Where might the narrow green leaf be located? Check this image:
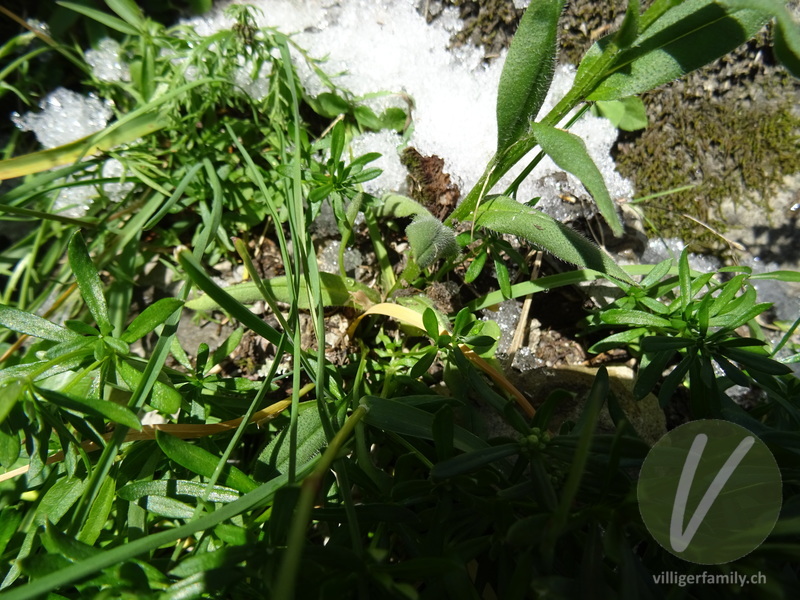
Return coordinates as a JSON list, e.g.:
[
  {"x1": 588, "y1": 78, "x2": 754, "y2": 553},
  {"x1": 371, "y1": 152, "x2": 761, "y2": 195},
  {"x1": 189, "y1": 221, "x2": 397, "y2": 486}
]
[
  {"x1": 473, "y1": 195, "x2": 633, "y2": 283},
  {"x1": 142, "y1": 164, "x2": 203, "y2": 230},
  {"x1": 588, "y1": 327, "x2": 649, "y2": 353},
  {"x1": 719, "y1": 347, "x2": 793, "y2": 376},
  {"x1": 638, "y1": 296, "x2": 670, "y2": 314},
  {"x1": 115, "y1": 359, "x2": 181, "y2": 414},
  {"x1": 615, "y1": 0, "x2": 641, "y2": 48},
  {"x1": 0, "y1": 423, "x2": 20, "y2": 468},
  {"x1": 554, "y1": 367, "x2": 608, "y2": 529},
  {"x1": 658, "y1": 350, "x2": 695, "y2": 405},
  {"x1": 208, "y1": 328, "x2": 244, "y2": 373},
  {"x1": 169, "y1": 546, "x2": 250, "y2": 578},
  {"x1": 586, "y1": 0, "x2": 772, "y2": 100},
  {"x1": 254, "y1": 405, "x2": 327, "y2": 481},
  {"x1": 156, "y1": 430, "x2": 258, "y2": 494},
  {"x1": 36, "y1": 387, "x2": 142, "y2": 431},
  {"x1": 464, "y1": 248, "x2": 488, "y2": 283},
  {"x1": 69, "y1": 231, "x2": 112, "y2": 335},
  {"x1": 363, "y1": 396, "x2": 487, "y2": 453},
  {"x1": 65, "y1": 320, "x2": 100, "y2": 336},
  {"x1": 422, "y1": 308, "x2": 440, "y2": 338},
  {"x1": 0, "y1": 305, "x2": 78, "y2": 342},
  {"x1": 77, "y1": 477, "x2": 115, "y2": 545},
  {"x1": 105, "y1": 0, "x2": 145, "y2": 30},
  {"x1": 117, "y1": 480, "x2": 240, "y2": 504},
  {"x1": 709, "y1": 302, "x2": 771, "y2": 329},
  {"x1": 749, "y1": 270, "x2": 800, "y2": 282},
  {"x1": 714, "y1": 285, "x2": 757, "y2": 317},
  {"x1": 496, "y1": 0, "x2": 565, "y2": 152},
  {"x1": 140, "y1": 496, "x2": 195, "y2": 519},
  {"x1": 710, "y1": 274, "x2": 747, "y2": 316},
  {"x1": 409, "y1": 348, "x2": 438, "y2": 379},
  {"x1": 121, "y1": 298, "x2": 184, "y2": 343},
  {"x1": 494, "y1": 257, "x2": 512, "y2": 299},
  {"x1": 639, "y1": 258, "x2": 673, "y2": 289},
  {"x1": 431, "y1": 443, "x2": 519, "y2": 479},
  {"x1": 716, "y1": 337, "x2": 766, "y2": 348},
  {"x1": 57, "y1": 1, "x2": 139, "y2": 35},
  {"x1": 329, "y1": 120, "x2": 345, "y2": 165},
  {"x1": 713, "y1": 354, "x2": 751, "y2": 387},
  {"x1": 600, "y1": 308, "x2": 672, "y2": 328},
  {"x1": 678, "y1": 248, "x2": 691, "y2": 313},
  {"x1": 0, "y1": 508, "x2": 22, "y2": 557},
  {"x1": 185, "y1": 272, "x2": 379, "y2": 312},
  {"x1": 44, "y1": 522, "x2": 100, "y2": 561},
  {"x1": 34, "y1": 477, "x2": 86, "y2": 527},
  {"x1": 530, "y1": 123, "x2": 623, "y2": 236},
  {"x1": 634, "y1": 350, "x2": 676, "y2": 399},
  {"x1": 178, "y1": 249, "x2": 285, "y2": 348}
]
